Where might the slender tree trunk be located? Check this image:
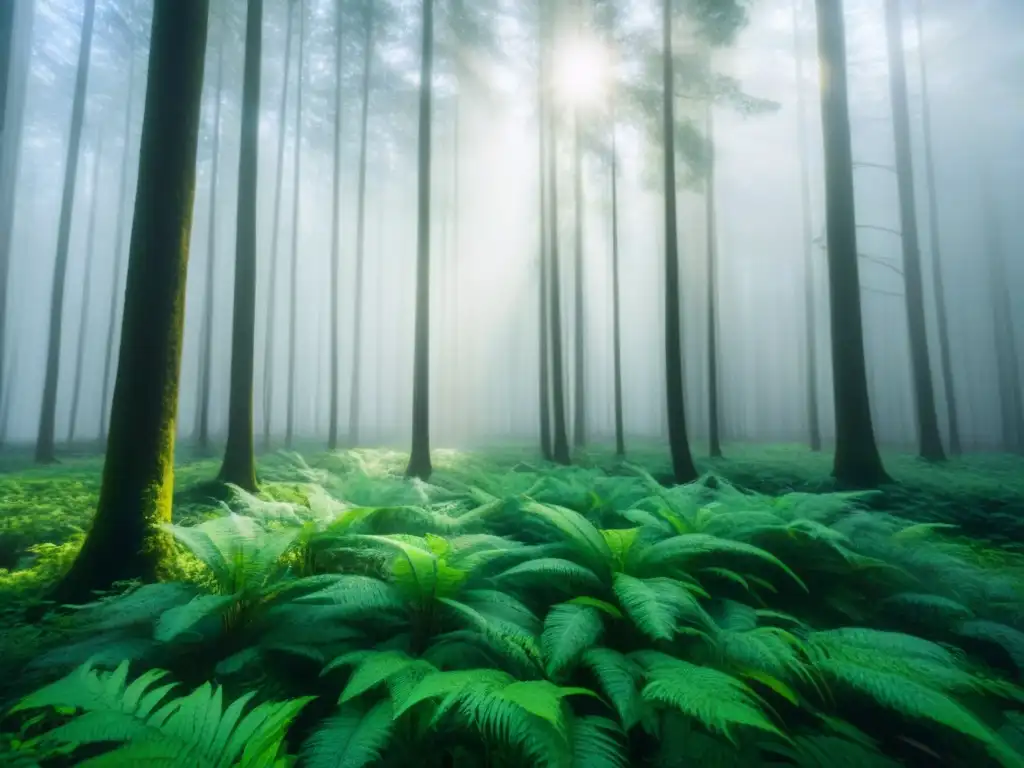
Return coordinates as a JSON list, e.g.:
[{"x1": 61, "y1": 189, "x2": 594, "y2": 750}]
[
  {"x1": 350, "y1": 4, "x2": 375, "y2": 447},
  {"x1": 537, "y1": 18, "x2": 552, "y2": 461},
  {"x1": 405, "y1": 0, "x2": 434, "y2": 480},
  {"x1": 68, "y1": 131, "x2": 104, "y2": 444},
  {"x1": 884, "y1": 0, "x2": 944, "y2": 462},
  {"x1": 285, "y1": 2, "x2": 305, "y2": 449},
  {"x1": 814, "y1": 0, "x2": 889, "y2": 487},
  {"x1": 704, "y1": 103, "x2": 721, "y2": 459},
  {"x1": 196, "y1": 24, "x2": 225, "y2": 451},
  {"x1": 914, "y1": 0, "x2": 960, "y2": 456},
  {"x1": 610, "y1": 114, "x2": 624, "y2": 458},
  {"x1": 100, "y1": 33, "x2": 137, "y2": 442},
  {"x1": 0, "y1": 0, "x2": 33, "y2": 427},
  {"x1": 219, "y1": 0, "x2": 263, "y2": 491},
  {"x1": 52, "y1": 0, "x2": 209, "y2": 603},
  {"x1": 328, "y1": 0, "x2": 346, "y2": 450},
  {"x1": 262, "y1": 0, "x2": 295, "y2": 448},
  {"x1": 35, "y1": 0, "x2": 96, "y2": 465},
  {"x1": 792, "y1": 0, "x2": 821, "y2": 451},
  {"x1": 572, "y1": 109, "x2": 586, "y2": 447},
  {"x1": 0, "y1": 334, "x2": 16, "y2": 443},
  {"x1": 661, "y1": 0, "x2": 698, "y2": 484}
]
